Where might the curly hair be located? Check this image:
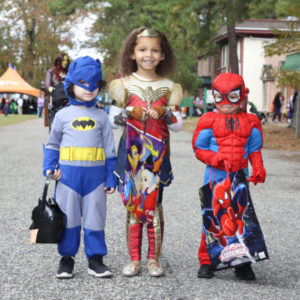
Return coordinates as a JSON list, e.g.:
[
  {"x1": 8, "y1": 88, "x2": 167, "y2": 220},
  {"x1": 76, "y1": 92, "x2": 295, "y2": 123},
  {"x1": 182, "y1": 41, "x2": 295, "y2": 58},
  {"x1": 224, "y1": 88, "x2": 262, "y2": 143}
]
[{"x1": 119, "y1": 27, "x2": 176, "y2": 77}]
